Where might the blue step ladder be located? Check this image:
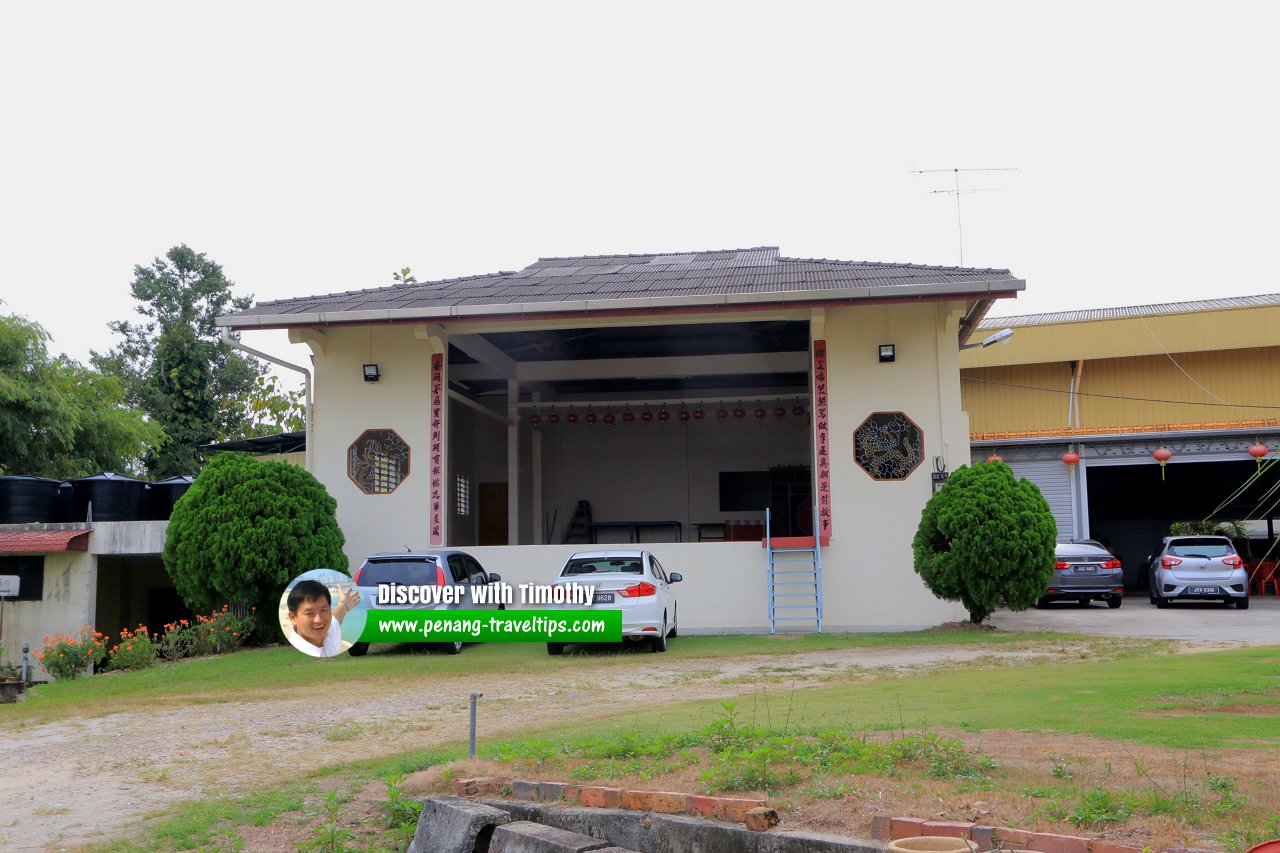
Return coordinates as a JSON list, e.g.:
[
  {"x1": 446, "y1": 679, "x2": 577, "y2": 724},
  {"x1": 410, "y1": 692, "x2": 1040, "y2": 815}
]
[{"x1": 764, "y1": 504, "x2": 824, "y2": 633}]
